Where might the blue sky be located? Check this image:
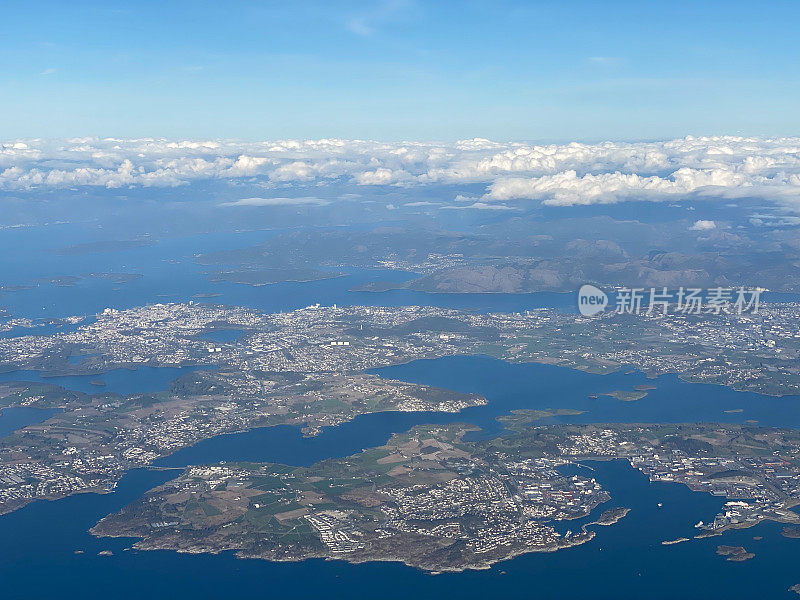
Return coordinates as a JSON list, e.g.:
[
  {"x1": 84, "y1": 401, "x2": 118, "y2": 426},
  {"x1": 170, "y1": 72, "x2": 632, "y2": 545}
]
[{"x1": 2, "y1": 0, "x2": 799, "y2": 141}]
